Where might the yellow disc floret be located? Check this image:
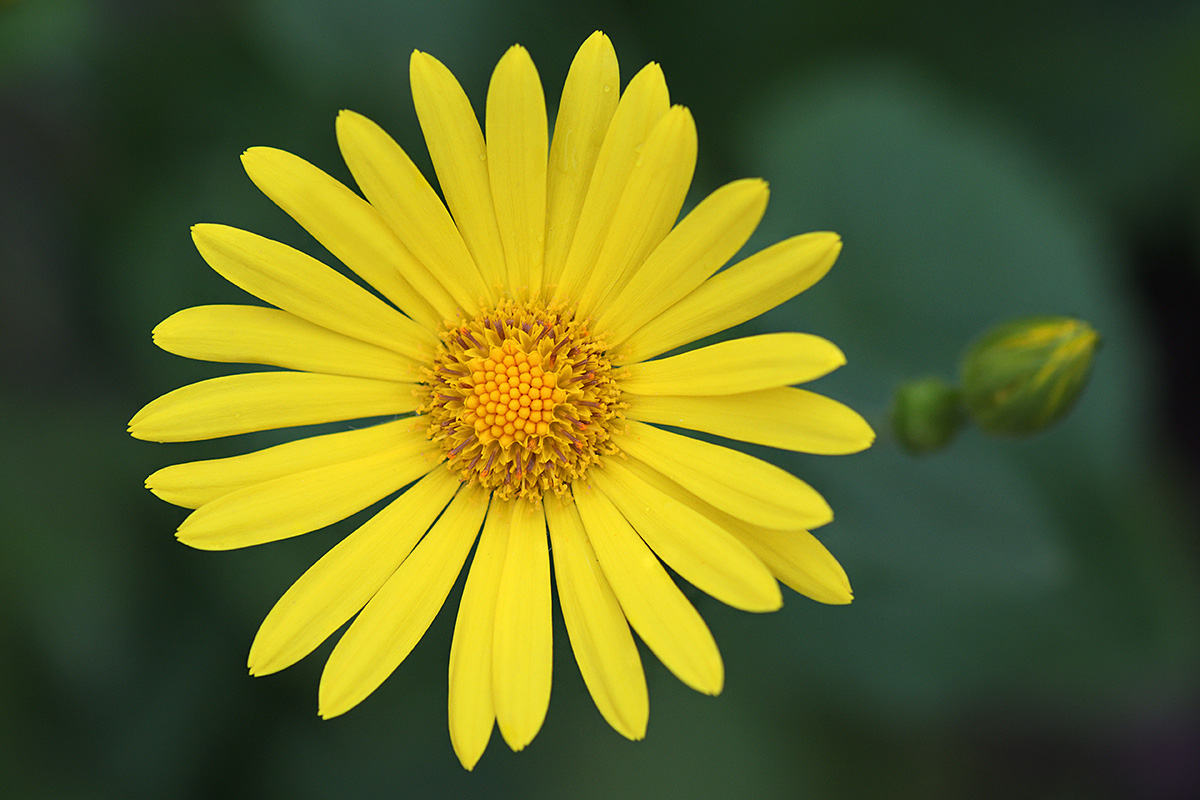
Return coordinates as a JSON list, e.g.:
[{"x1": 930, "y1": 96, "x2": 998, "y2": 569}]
[{"x1": 421, "y1": 298, "x2": 622, "y2": 500}]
